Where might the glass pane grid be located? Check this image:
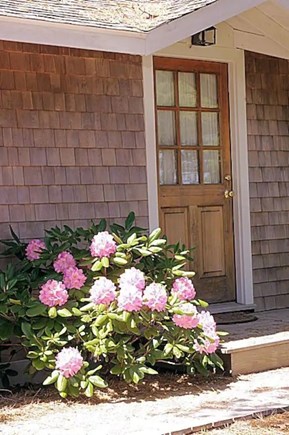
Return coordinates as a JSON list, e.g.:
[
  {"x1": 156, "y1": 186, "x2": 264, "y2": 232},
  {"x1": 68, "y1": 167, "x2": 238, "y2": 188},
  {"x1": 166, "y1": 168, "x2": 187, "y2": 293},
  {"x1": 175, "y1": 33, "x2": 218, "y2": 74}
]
[{"x1": 156, "y1": 68, "x2": 222, "y2": 186}]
